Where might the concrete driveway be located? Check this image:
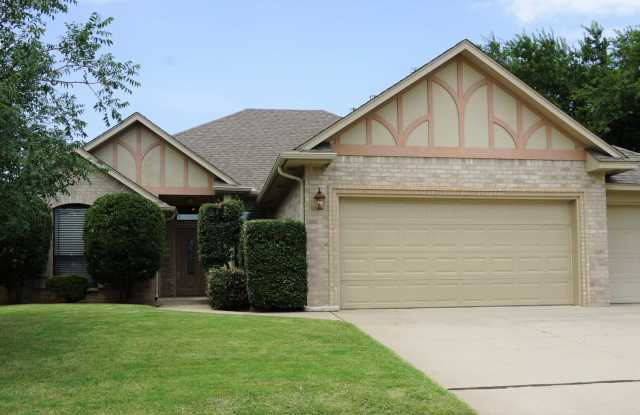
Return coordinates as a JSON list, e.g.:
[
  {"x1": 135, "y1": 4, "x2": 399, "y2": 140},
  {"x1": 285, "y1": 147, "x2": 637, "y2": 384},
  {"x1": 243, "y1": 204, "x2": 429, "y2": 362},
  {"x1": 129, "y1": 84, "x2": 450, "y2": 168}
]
[{"x1": 336, "y1": 305, "x2": 640, "y2": 415}]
